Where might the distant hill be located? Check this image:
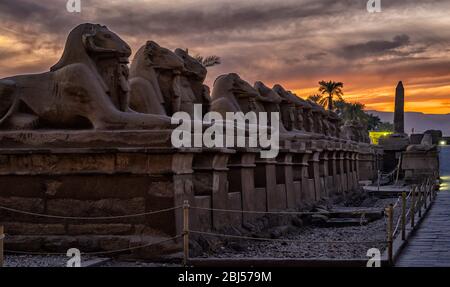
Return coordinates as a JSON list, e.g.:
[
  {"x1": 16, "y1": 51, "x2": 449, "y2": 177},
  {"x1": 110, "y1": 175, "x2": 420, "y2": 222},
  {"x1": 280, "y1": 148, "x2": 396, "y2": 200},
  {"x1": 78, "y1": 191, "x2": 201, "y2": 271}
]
[{"x1": 367, "y1": 111, "x2": 450, "y2": 136}]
